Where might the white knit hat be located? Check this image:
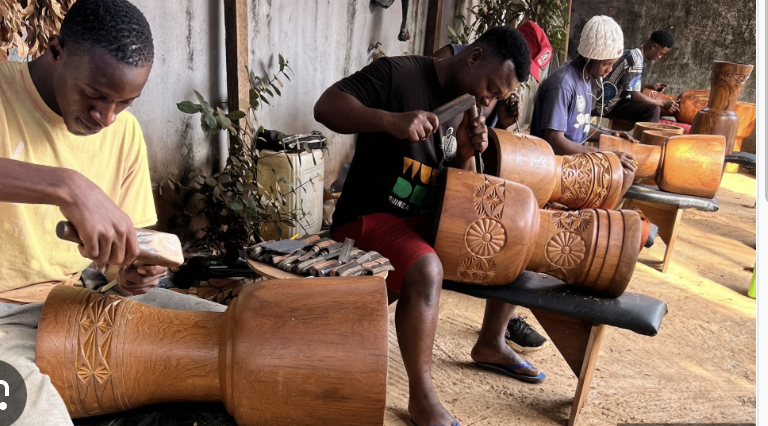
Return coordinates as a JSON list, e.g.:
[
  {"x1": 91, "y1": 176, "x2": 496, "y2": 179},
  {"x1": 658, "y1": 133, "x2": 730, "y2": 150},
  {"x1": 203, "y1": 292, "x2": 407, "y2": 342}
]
[{"x1": 578, "y1": 16, "x2": 624, "y2": 60}]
